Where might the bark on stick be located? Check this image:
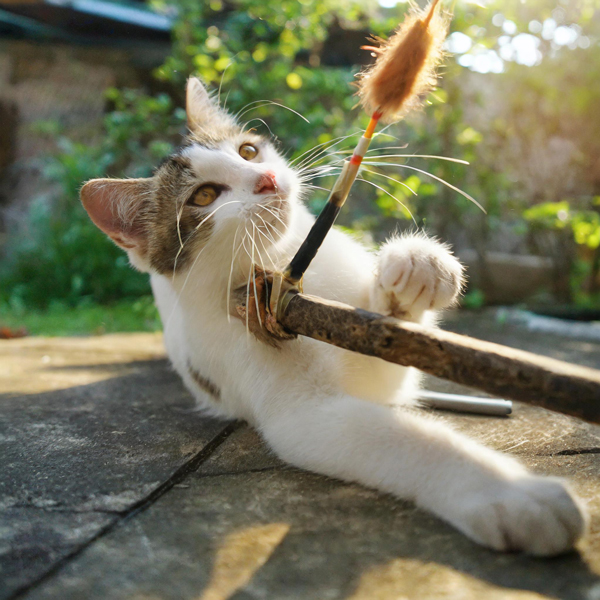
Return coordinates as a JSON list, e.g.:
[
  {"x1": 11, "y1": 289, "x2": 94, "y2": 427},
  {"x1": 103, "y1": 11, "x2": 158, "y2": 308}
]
[{"x1": 278, "y1": 292, "x2": 600, "y2": 424}]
